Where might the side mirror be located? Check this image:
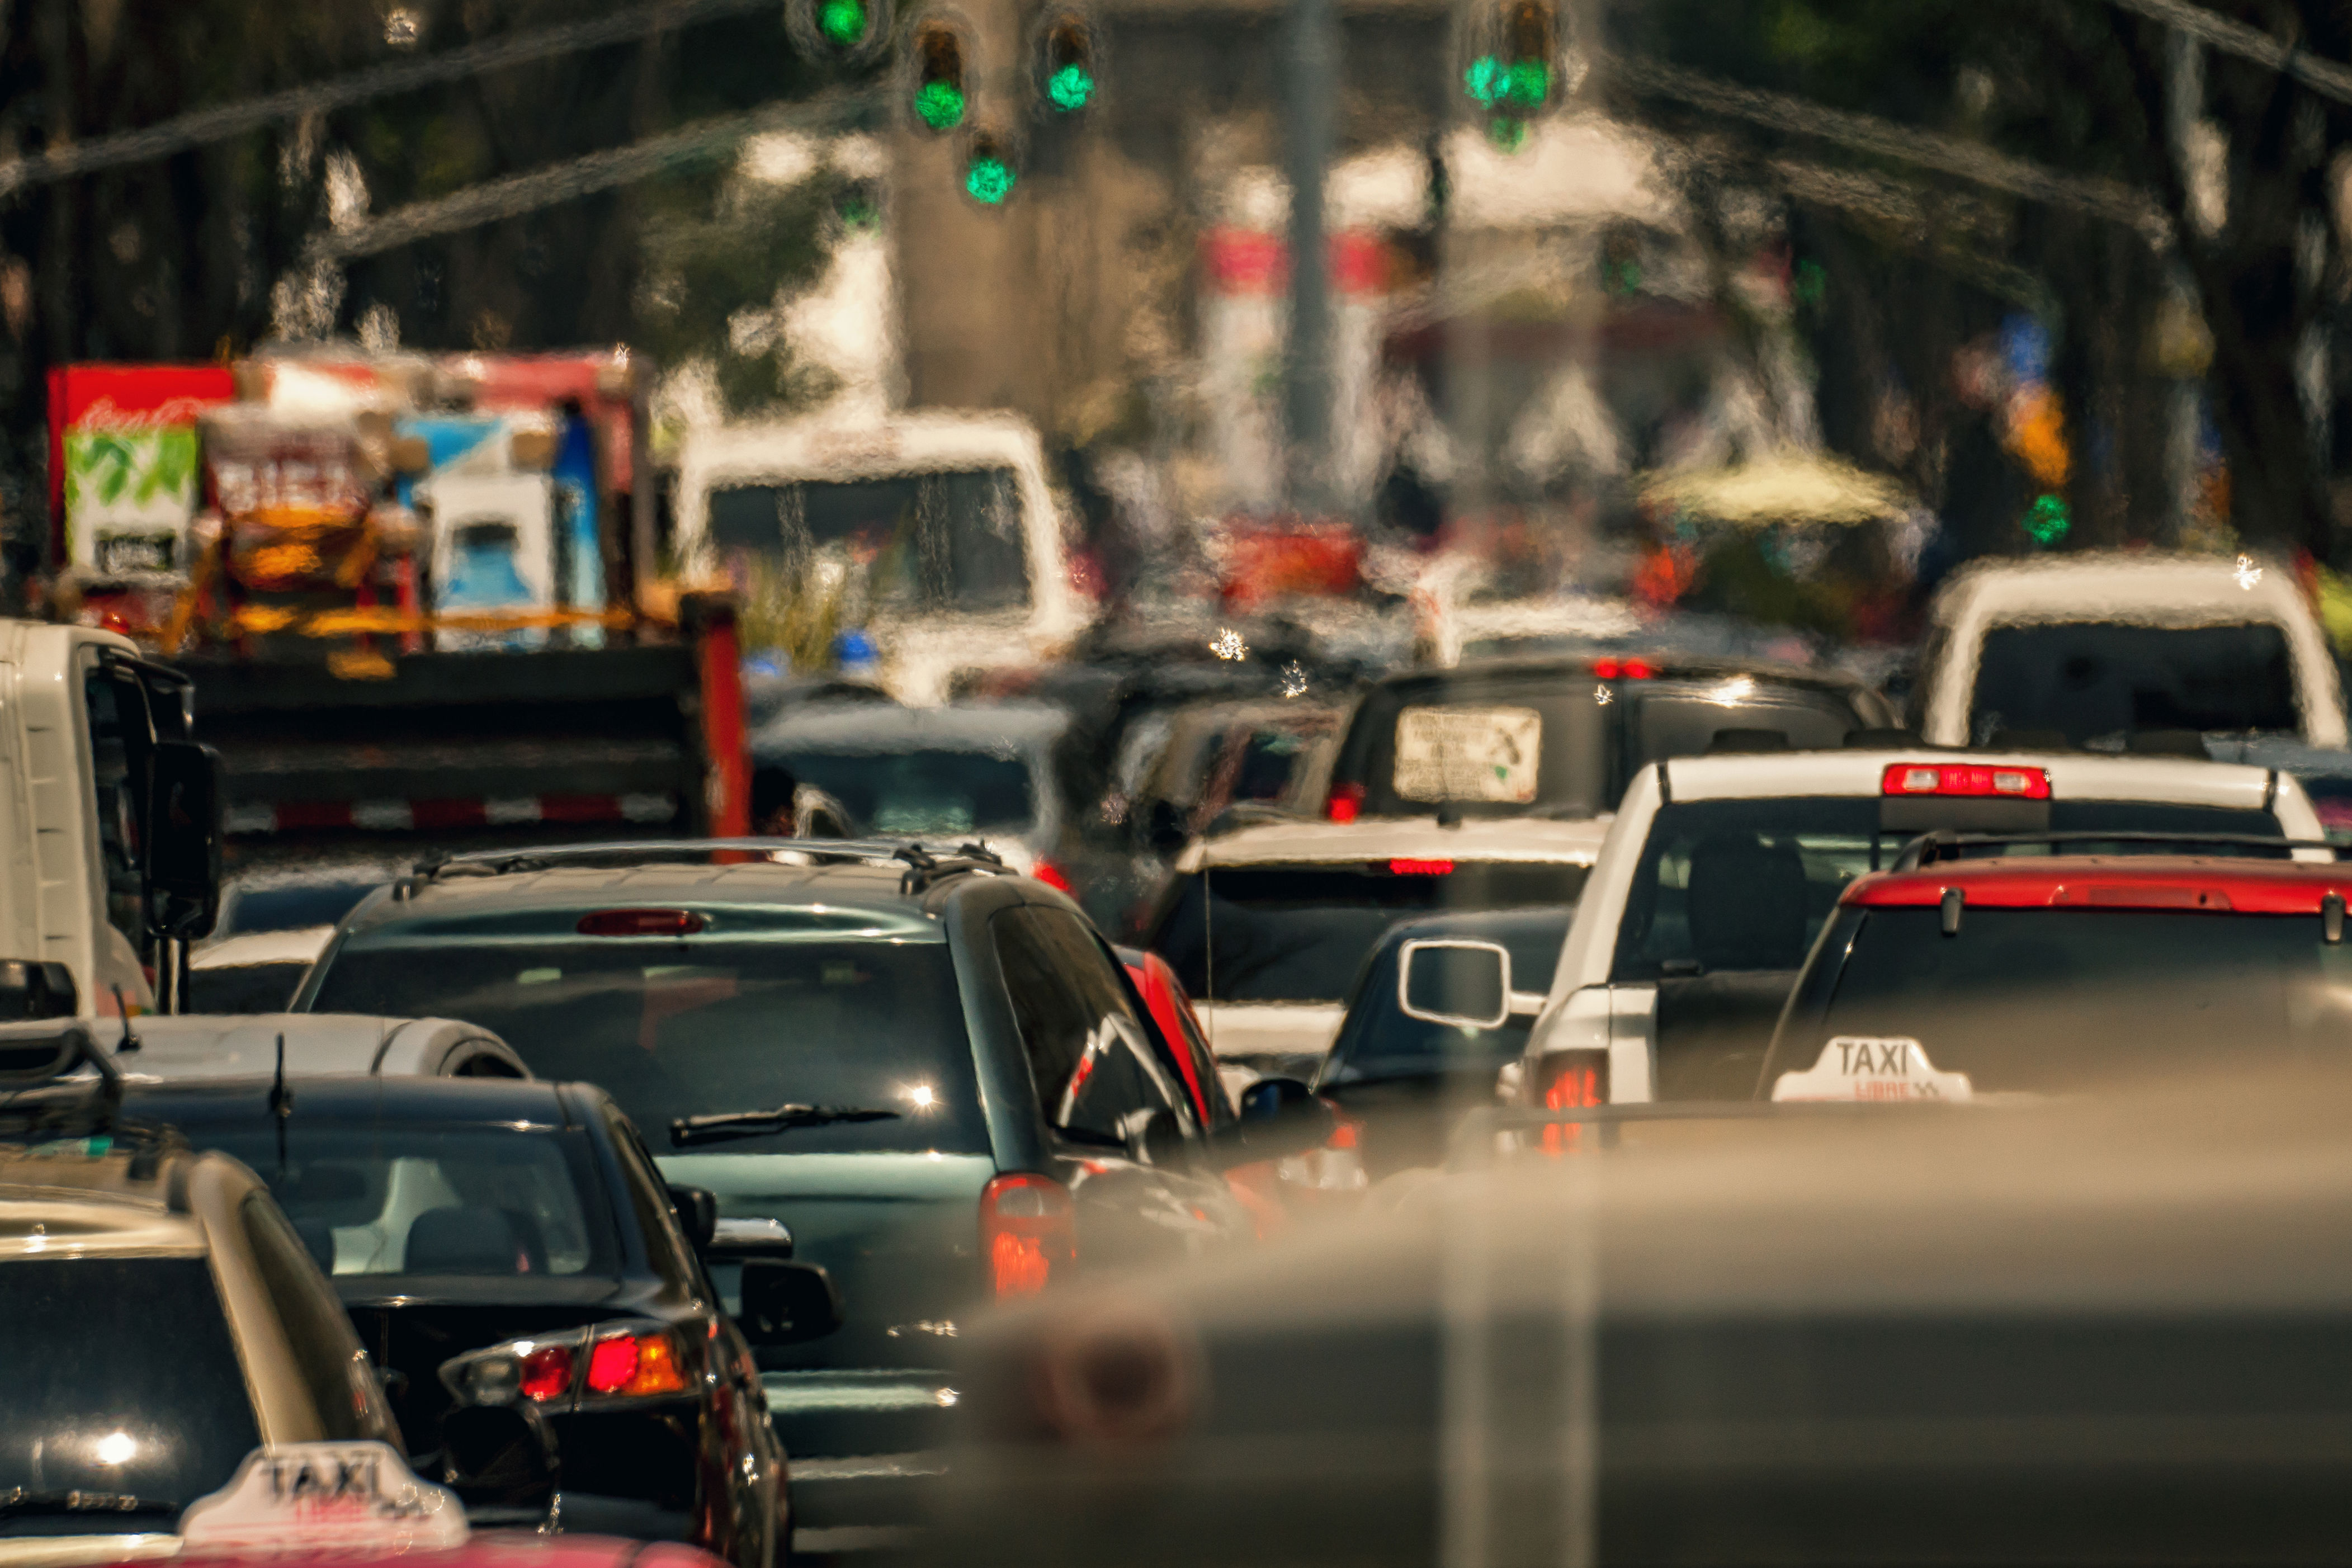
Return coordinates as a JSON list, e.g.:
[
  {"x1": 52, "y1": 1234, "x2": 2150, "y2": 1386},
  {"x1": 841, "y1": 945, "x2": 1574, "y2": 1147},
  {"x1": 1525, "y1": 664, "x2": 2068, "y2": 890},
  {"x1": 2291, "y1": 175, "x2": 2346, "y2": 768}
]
[
  {"x1": 1398, "y1": 939, "x2": 1511, "y2": 1029},
  {"x1": 666, "y1": 1184, "x2": 718, "y2": 1249},
  {"x1": 145, "y1": 741, "x2": 223, "y2": 941},
  {"x1": 1133, "y1": 1106, "x2": 1191, "y2": 1168},
  {"x1": 738, "y1": 1259, "x2": 843, "y2": 1344},
  {"x1": 1215, "y1": 1075, "x2": 1336, "y2": 1164},
  {"x1": 437, "y1": 1405, "x2": 556, "y2": 1510},
  {"x1": 0, "y1": 960, "x2": 77, "y2": 1021}
]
